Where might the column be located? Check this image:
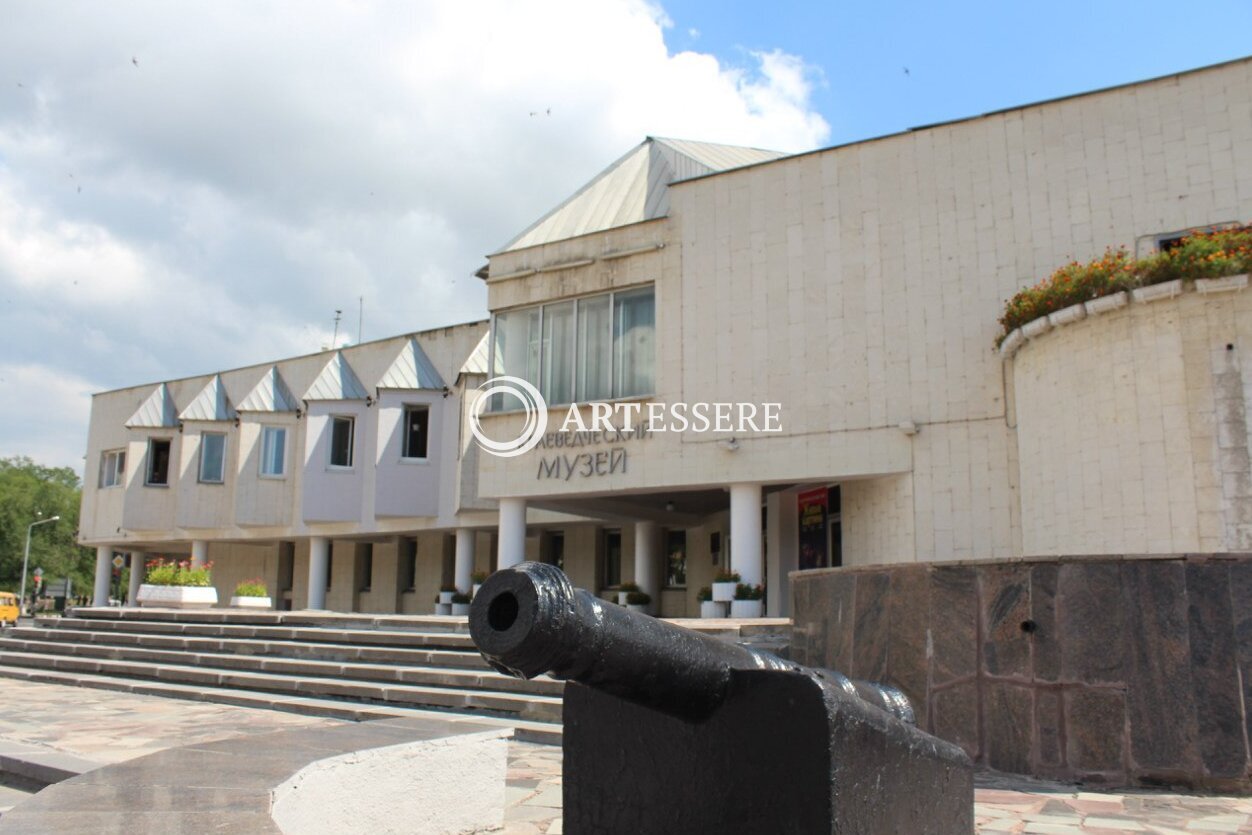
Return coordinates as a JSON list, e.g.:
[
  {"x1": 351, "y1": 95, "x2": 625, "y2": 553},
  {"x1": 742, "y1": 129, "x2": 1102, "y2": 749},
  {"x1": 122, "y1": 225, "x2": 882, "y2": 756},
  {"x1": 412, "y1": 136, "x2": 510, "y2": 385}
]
[
  {"x1": 454, "y1": 528, "x2": 476, "y2": 594},
  {"x1": 93, "y1": 546, "x2": 112, "y2": 607},
  {"x1": 127, "y1": 552, "x2": 144, "y2": 606},
  {"x1": 766, "y1": 489, "x2": 800, "y2": 617},
  {"x1": 729, "y1": 483, "x2": 763, "y2": 588},
  {"x1": 633, "y1": 521, "x2": 660, "y2": 608},
  {"x1": 307, "y1": 536, "x2": 330, "y2": 610},
  {"x1": 497, "y1": 498, "x2": 527, "y2": 570},
  {"x1": 190, "y1": 540, "x2": 209, "y2": 569}
]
